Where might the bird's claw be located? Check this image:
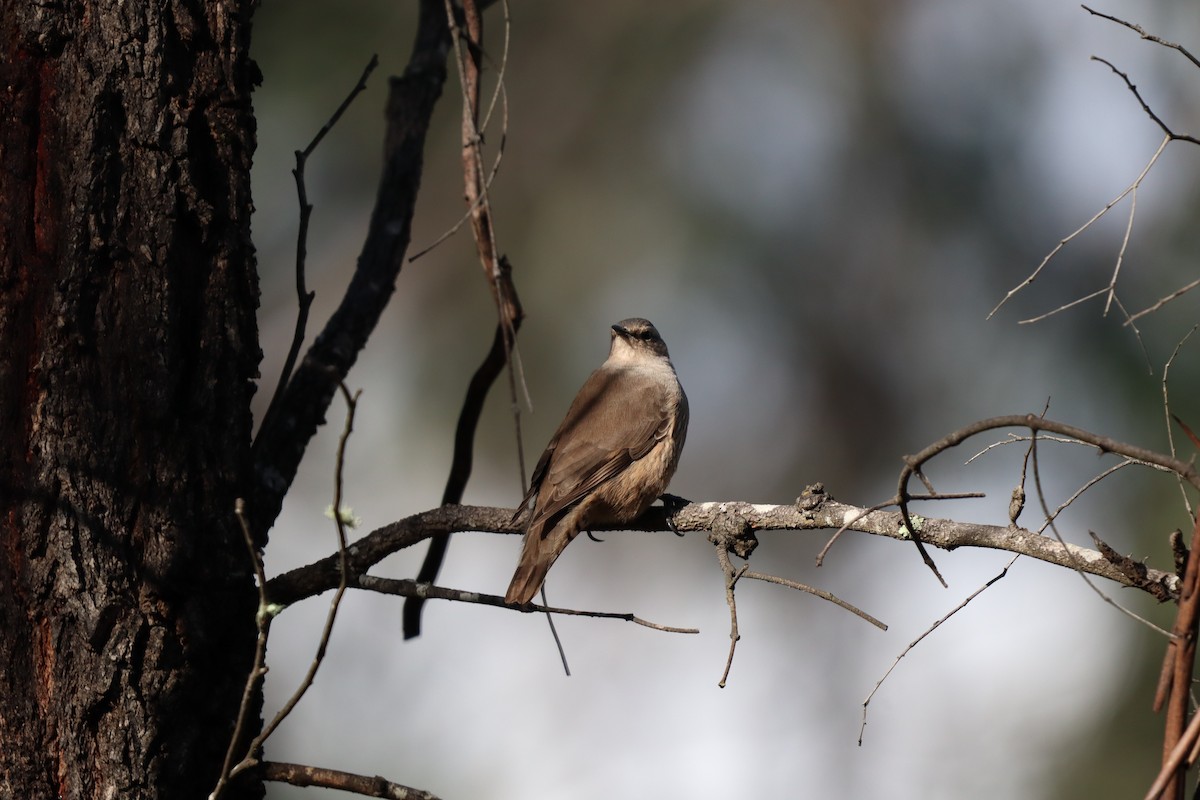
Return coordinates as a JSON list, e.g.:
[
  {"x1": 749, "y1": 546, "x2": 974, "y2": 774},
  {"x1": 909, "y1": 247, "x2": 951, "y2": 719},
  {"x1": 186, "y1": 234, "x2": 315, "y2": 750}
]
[{"x1": 660, "y1": 493, "x2": 689, "y2": 536}]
